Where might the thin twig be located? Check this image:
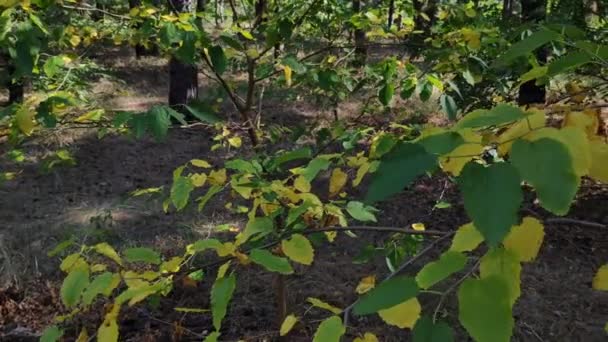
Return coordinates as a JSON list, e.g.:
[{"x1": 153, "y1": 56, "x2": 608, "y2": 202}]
[
  {"x1": 432, "y1": 259, "x2": 480, "y2": 323},
  {"x1": 61, "y1": 4, "x2": 130, "y2": 20},
  {"x1": 343, "y1": 231, "x2": 455, "y2": 328},
  {"x1": 545, "y1": 218, "x2": 606, "y2": 229}
]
